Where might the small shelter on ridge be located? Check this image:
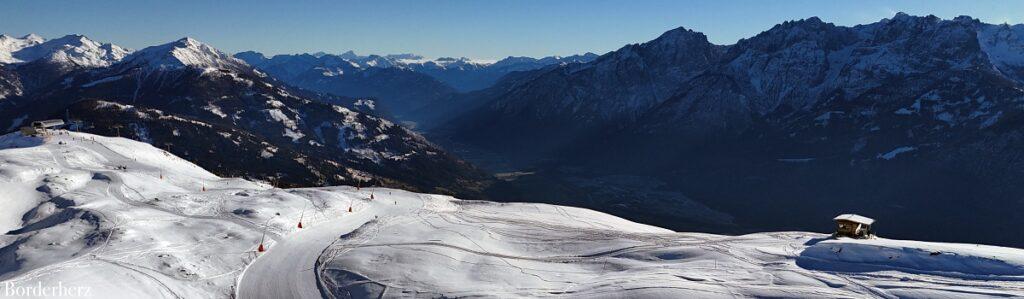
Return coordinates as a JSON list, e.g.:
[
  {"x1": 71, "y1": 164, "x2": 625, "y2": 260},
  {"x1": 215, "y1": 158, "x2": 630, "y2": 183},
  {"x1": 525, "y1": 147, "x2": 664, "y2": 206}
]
[{"x1": 833, "y1": 214, "x2": 874, "y2": 239}]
